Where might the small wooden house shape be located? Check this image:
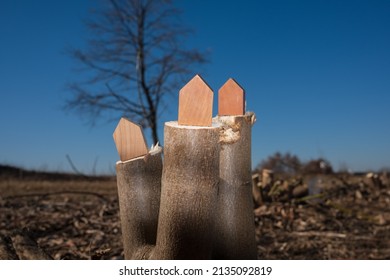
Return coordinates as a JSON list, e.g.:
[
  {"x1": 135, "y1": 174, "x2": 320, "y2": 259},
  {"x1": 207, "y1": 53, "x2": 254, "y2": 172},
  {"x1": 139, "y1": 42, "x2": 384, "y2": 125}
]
[
  {"x1": 113, "y1": 118, "x2": 148, "y2": 161},
  {"x1": 218, "y1": 78, "x2": 245, "y2": 116},
  {"x1": 178, "y1": 74, "x2": 213, "y2": 126}
]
